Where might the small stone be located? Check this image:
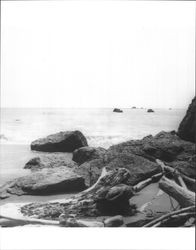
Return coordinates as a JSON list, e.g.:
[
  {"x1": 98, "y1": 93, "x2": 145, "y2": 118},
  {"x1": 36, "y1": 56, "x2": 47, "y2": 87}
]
[{"x1": 104, "y1": 215, "x2": 124, "y2": 227}]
